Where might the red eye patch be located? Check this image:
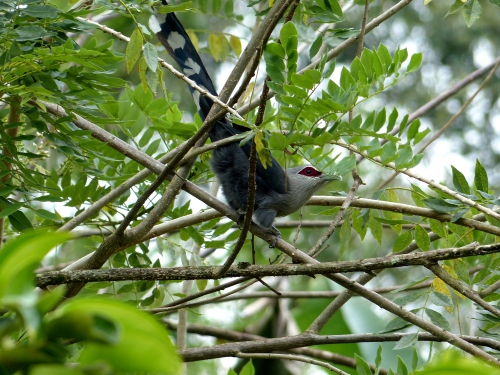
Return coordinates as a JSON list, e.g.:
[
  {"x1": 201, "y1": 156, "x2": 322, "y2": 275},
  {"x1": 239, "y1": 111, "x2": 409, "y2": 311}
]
[{"x1": 298, "y1": 167, "x2": 322, "y2": 177}]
